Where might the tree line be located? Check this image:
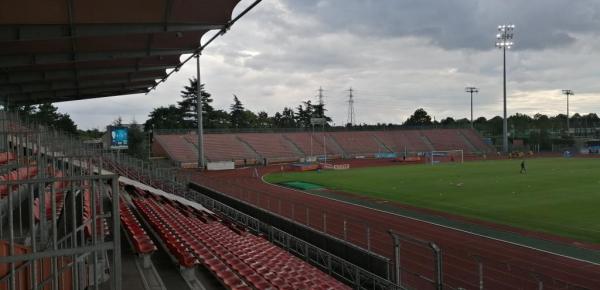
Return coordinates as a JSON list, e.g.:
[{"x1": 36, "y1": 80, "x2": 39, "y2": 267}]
[
  {"x1": 143, "y1": 80, "x2": 600, "y2": 138},
  {"x1": 10, "y1": 103, "x2": 78, "y2": 134},
  {"x1": 143, "y1": 78, "x2": 332, "y2": 132}
]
